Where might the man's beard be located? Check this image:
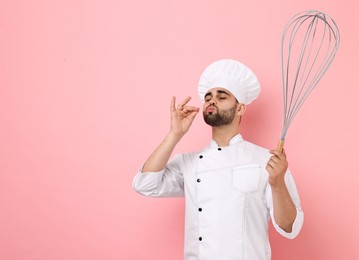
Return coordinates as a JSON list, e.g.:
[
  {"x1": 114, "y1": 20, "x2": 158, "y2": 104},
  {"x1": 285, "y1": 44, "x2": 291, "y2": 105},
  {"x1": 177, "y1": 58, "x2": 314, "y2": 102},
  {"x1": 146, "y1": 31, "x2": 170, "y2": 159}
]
[{"x1": 203, "y1": 105, "x2": 237, "y2": 127}]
